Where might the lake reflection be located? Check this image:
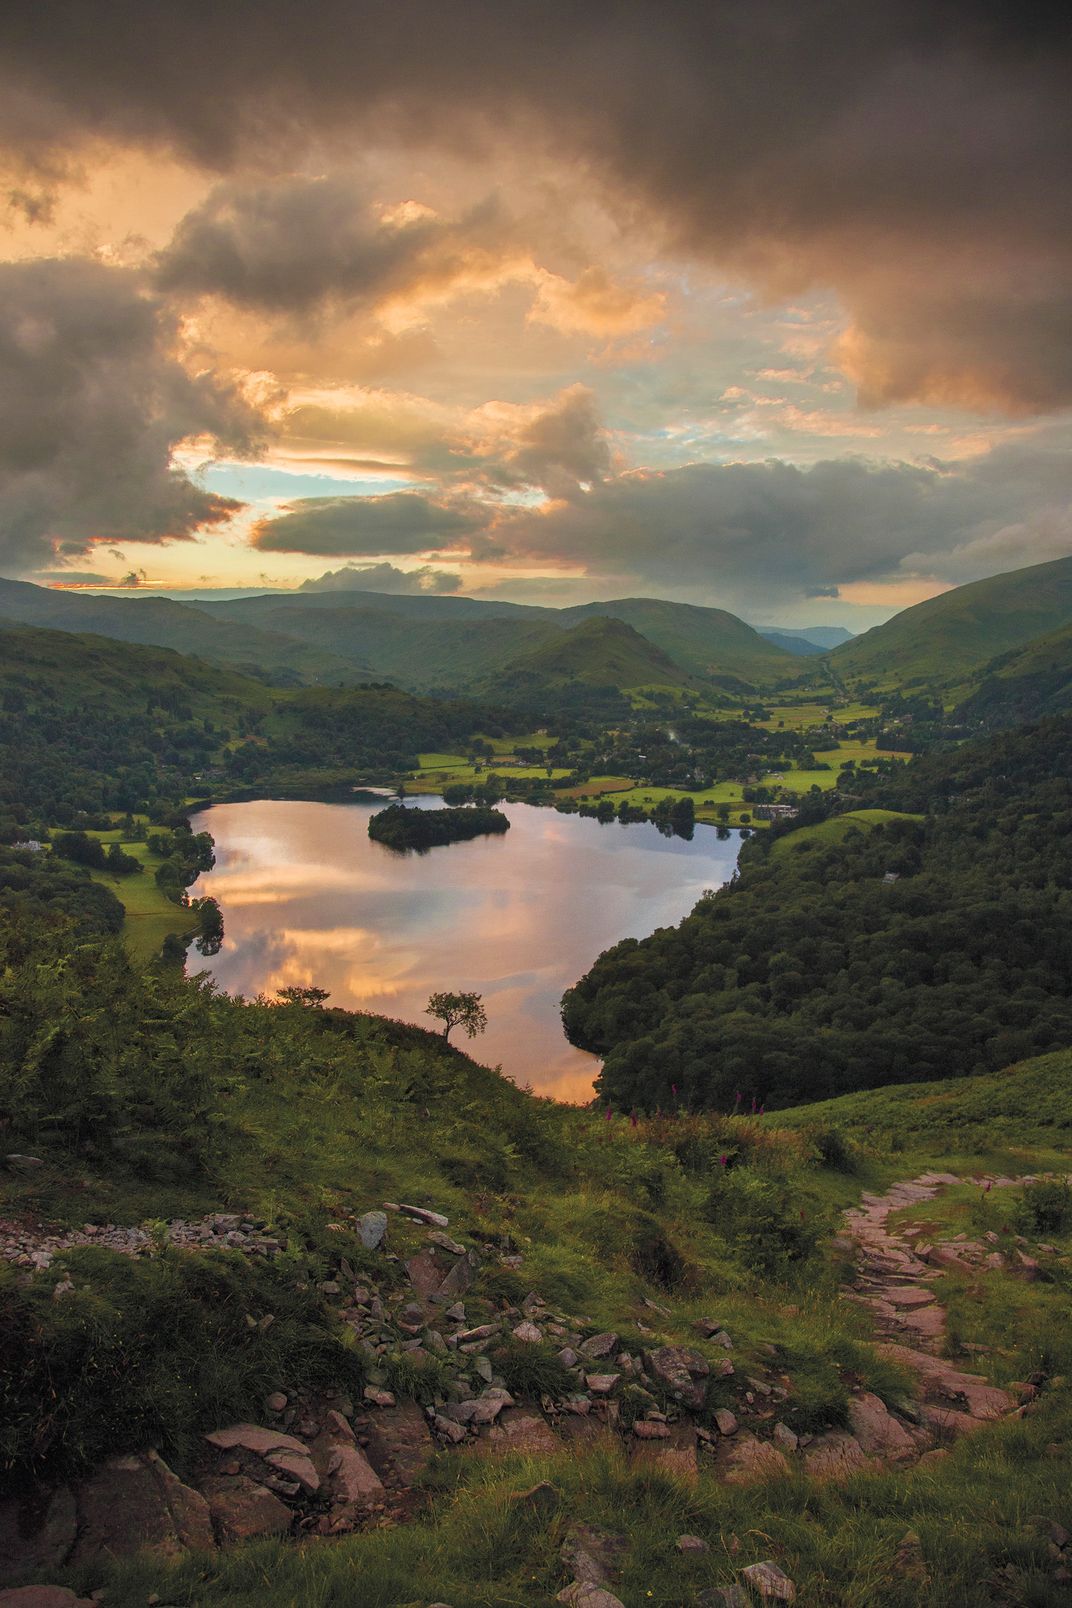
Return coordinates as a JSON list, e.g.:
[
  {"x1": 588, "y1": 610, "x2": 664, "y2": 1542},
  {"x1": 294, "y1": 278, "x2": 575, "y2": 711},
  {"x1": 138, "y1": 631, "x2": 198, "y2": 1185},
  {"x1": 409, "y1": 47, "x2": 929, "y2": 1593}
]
[{"x1": 190, "y1": 799, "x2": 741, "y2": 1102}]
